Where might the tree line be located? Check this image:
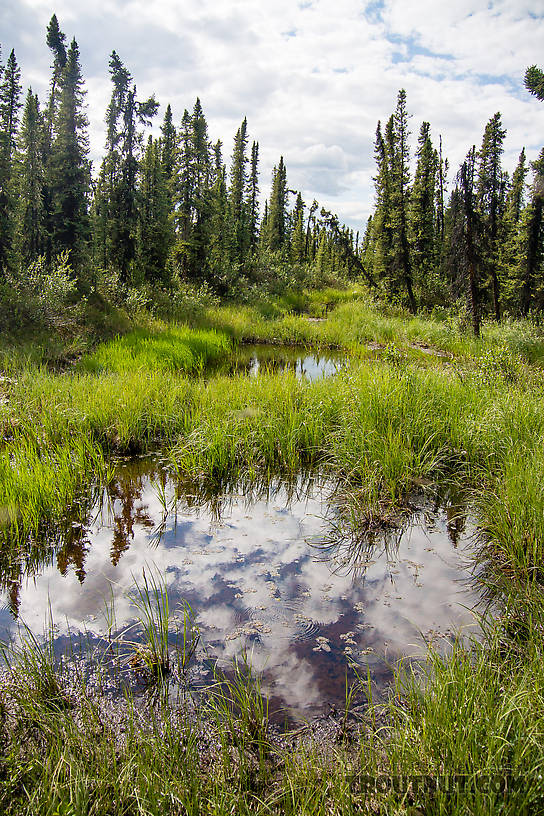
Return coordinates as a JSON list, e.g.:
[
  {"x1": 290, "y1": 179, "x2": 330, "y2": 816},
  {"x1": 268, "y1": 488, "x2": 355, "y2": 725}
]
[
  {"x1": 0, "y1": 15, "x2": 358, "y2": 306},
  {"x1": 363, "y1": 81, "x2": 544, "y2": 333},
  {"x1": 1, "y1": 15, "x2": 543, "y2": 333}
]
